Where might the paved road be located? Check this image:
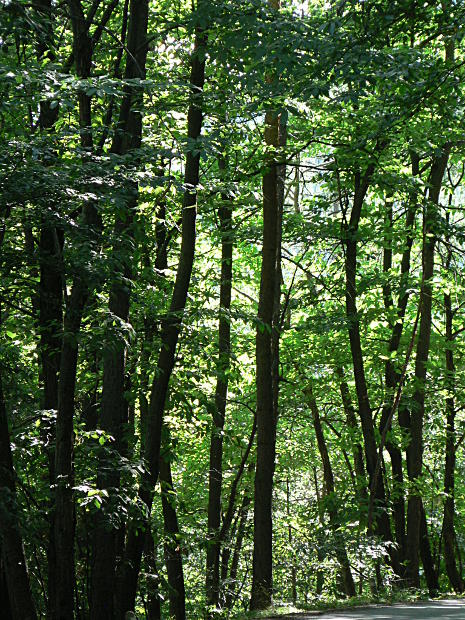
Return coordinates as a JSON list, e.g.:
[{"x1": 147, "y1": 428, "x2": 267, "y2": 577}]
[
  {"x1": 318, "y1": 600, "x2": 465, "y2": 618},
  {"x1": 263, "y1": 600, "x2": 465, "y2": 619}
]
